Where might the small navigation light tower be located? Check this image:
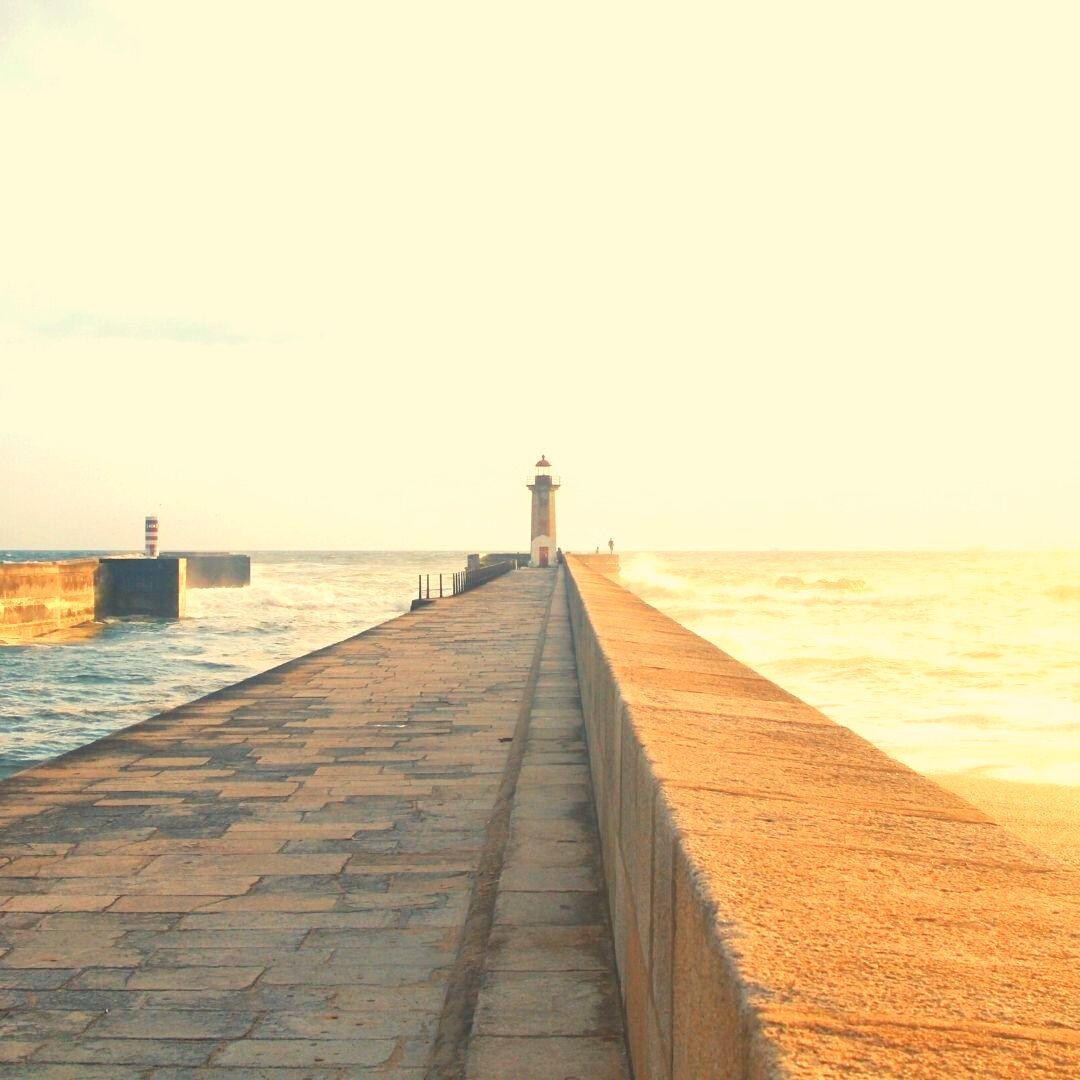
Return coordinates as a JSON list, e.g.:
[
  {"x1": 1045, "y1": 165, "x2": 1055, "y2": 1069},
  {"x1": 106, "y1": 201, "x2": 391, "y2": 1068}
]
[
  {"x1": 144, "y1": 515, "x2": 159, "y2": 558},
  {"x1": 526, "y1": 455, "x2": 560, "y2": 567}
]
